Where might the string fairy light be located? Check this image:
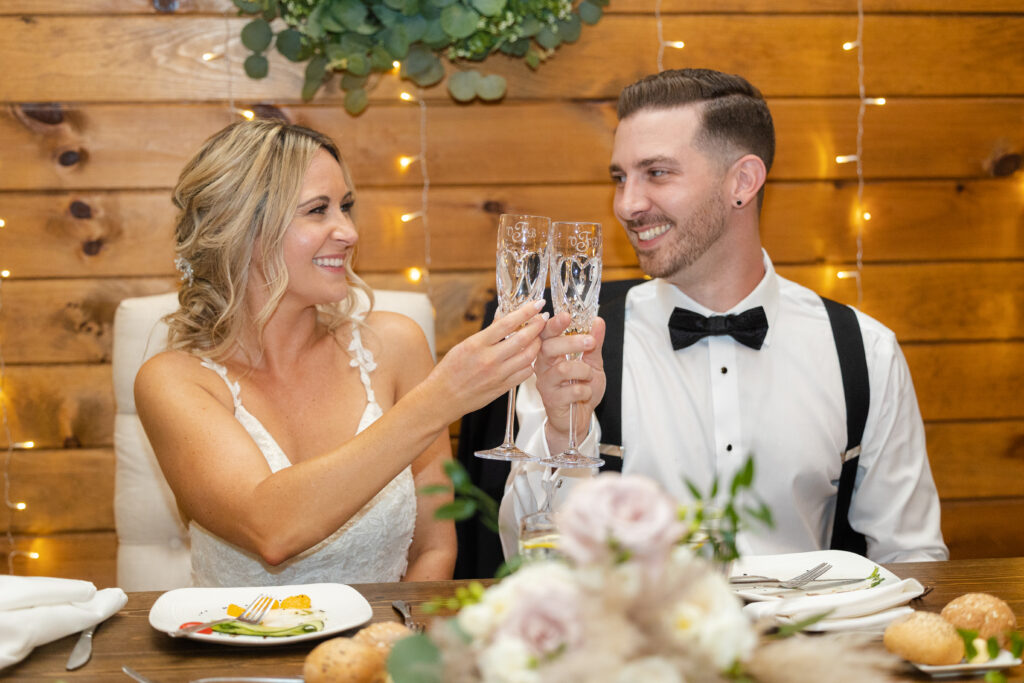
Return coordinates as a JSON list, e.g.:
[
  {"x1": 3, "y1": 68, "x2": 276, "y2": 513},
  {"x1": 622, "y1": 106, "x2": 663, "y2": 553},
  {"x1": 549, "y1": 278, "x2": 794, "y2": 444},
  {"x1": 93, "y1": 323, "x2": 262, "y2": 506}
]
[
  {"x1": 653, "y1": 0, "x2": 684, "y2": 72},
  {"x1": 396, "y1": 89, "x2": 433, "y2": 294},
  {"x1": 1, "y1": 254, "x2": 41, "y2": 573},
  {"x1": 833, "y1": 0, "x2": 886, "y2": 304}
]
